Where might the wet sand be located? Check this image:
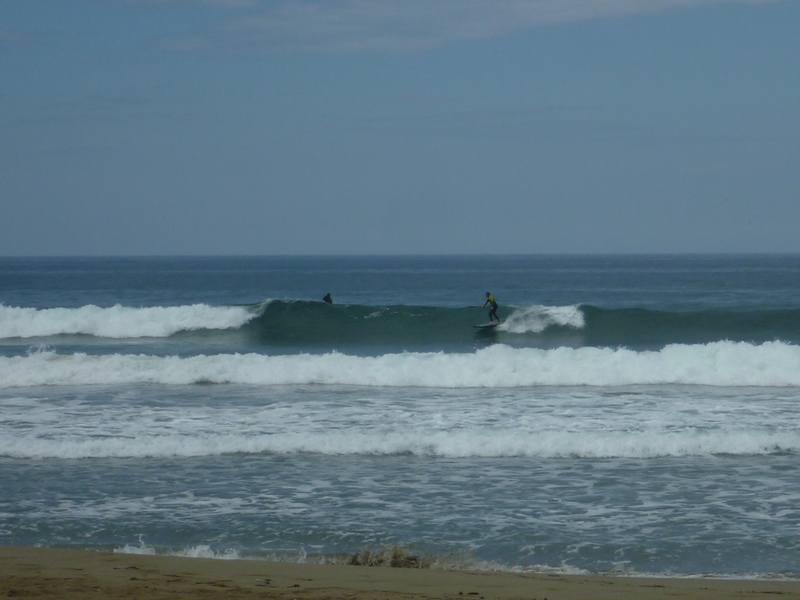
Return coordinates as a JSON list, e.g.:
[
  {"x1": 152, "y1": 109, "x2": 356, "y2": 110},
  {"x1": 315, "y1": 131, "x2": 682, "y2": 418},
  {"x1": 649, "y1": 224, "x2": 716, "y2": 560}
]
[{"x1": 2, "y1": 546, "x2": 800, "y2": 599}]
